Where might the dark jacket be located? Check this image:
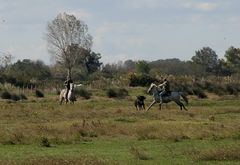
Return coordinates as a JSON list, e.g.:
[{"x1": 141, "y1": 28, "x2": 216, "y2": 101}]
[
  {"x1": 64, "y1": 79, "x2": 73, "y2": 89},
  {"x1": 164, "y1": 80, "x2": 170, "y2": 92}
]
